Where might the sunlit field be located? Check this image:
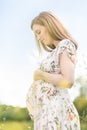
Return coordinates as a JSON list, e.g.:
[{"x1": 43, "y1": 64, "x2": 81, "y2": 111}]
[
  {"x1": 0, "y1": 121, "x2": 34, "y2": 130},
  {"x1": 81, "y1": 122, "x2": 87, "y2": 130},
  {"x1": 0, "y1": 121, "x2": 87, "y2": 130}
]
